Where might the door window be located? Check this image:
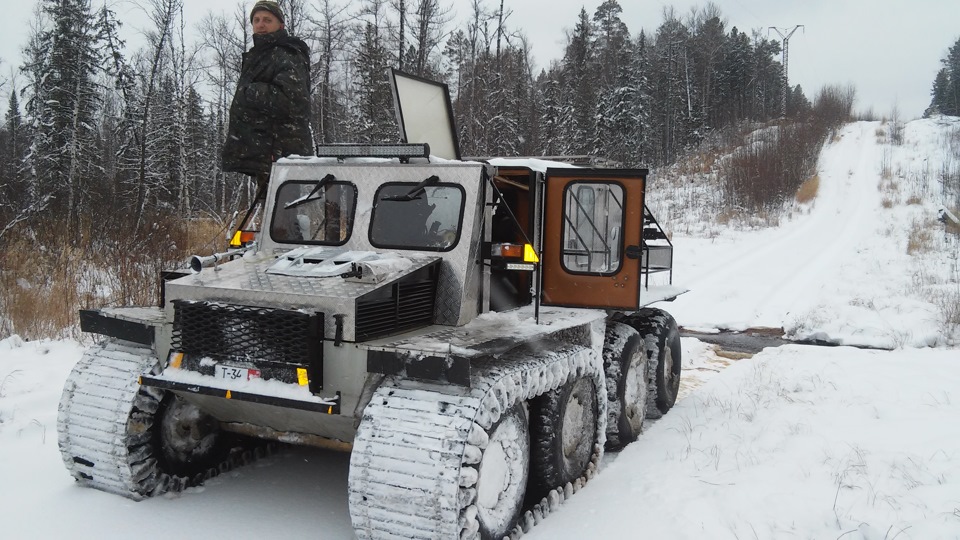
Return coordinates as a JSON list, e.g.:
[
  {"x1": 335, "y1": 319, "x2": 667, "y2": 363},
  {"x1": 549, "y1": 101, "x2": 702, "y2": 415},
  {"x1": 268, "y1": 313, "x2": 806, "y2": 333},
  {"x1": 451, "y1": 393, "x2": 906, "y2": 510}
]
[{"x1": 561, "y1": 182, "x2": 625, "y2": 275}]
